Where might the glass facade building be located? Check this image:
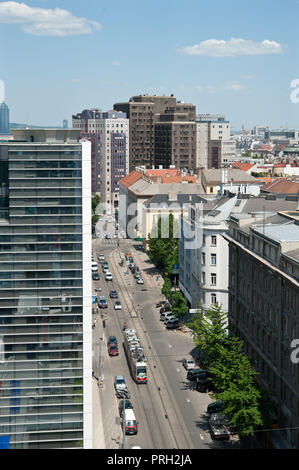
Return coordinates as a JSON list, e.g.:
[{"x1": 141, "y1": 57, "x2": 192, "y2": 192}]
[{"x1": 0, "y1": 131, "x2": 92, "y2": 449}]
